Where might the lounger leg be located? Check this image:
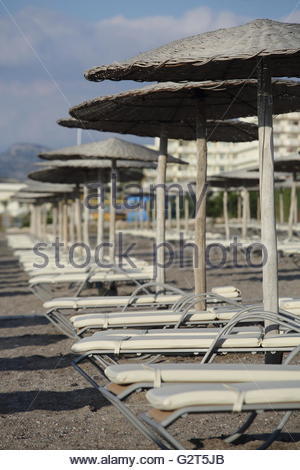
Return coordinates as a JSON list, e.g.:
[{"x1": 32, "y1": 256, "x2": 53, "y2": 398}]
[
  {"x1": 257, "y1": 411, "x2": 293, "y2": 450},
  {"x1": 225, "y1": 412, "x2": 258, "y2": 444},
  {"x1": 101, "y1": 388, "x2": 168, "y2": 449},
  {"x1": 44, "y1": 309, "x2": 78, "y2": 338},
  {"x1": 72, "y1": 357, "x2": 168, "y2": 448},
  {"x1": 141, "y1": 414, "x2": 185, "y2": 450}
]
